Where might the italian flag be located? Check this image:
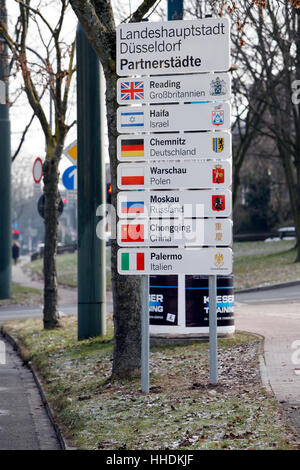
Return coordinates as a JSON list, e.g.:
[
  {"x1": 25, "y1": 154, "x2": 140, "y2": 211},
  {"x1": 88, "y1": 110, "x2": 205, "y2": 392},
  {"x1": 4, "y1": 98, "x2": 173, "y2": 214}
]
[
  {"x1": 121, "y1": 252, "x2": 145, "y2": 271},
  {"x1": 120, "y1": 166, "x2": 144, "y2": 186}
]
